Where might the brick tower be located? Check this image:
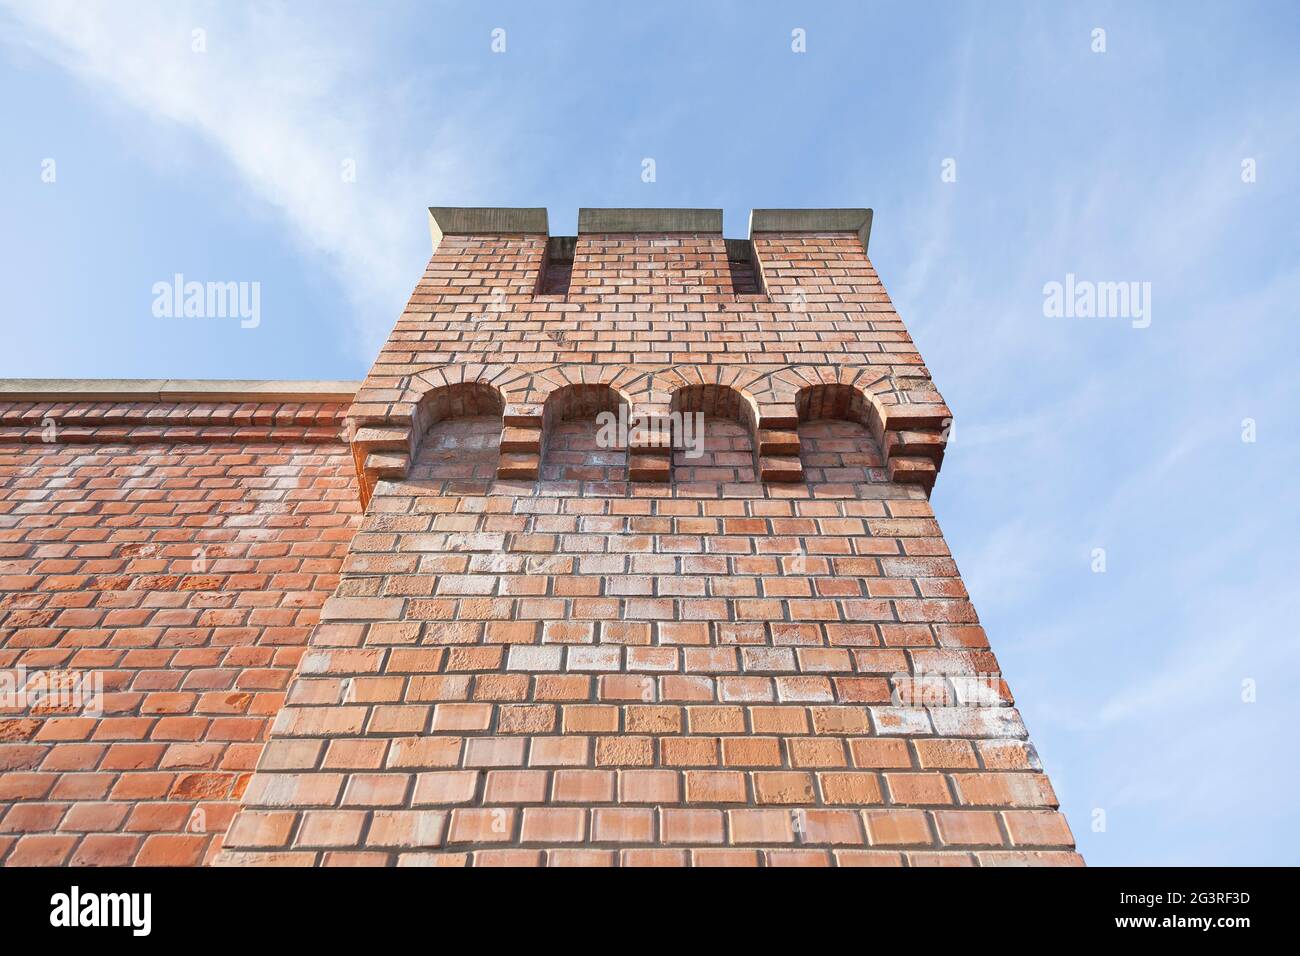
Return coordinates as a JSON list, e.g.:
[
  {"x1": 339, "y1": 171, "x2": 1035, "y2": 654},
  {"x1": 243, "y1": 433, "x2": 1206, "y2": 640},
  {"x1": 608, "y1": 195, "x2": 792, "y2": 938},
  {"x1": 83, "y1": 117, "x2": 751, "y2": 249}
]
[
  {"x1": 0, "y1": 206, "x2": 1078, "y2": 867},
  {"x1": 216, "y1": 207, "x2": 1078, "y2": 866}
]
